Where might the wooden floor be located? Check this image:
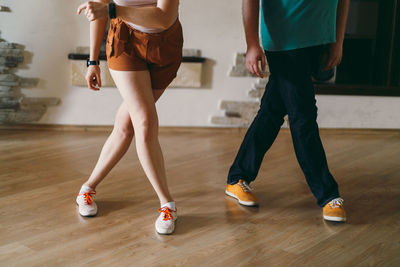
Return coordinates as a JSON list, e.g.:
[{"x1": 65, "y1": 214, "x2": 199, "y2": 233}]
[{"x1": 1, "y1": 127, "x2": 400, "y2": 266}]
